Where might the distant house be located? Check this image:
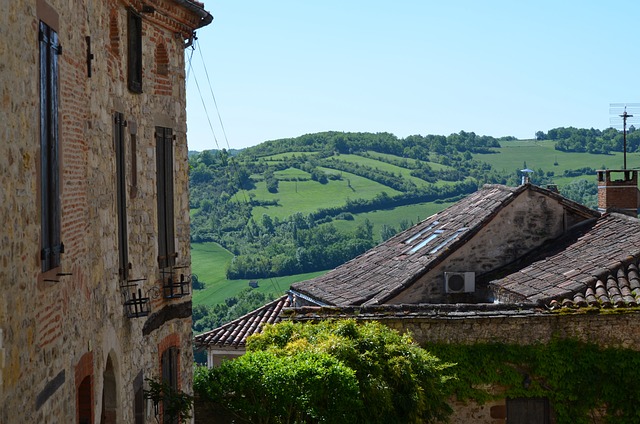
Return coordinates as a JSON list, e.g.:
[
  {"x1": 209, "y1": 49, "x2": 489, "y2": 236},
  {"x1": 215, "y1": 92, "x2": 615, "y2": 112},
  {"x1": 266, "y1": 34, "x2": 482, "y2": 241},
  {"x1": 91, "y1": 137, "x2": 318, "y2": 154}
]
[
  {"x1": 195, "y1": 169, "x2": 640, "y2": 423},
  {"x1": 195, "y1": 296, "x2": 290, "y2": 367},
  {"x1": 1, "y1": 1, "x2": 211, "y2": 422}
]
